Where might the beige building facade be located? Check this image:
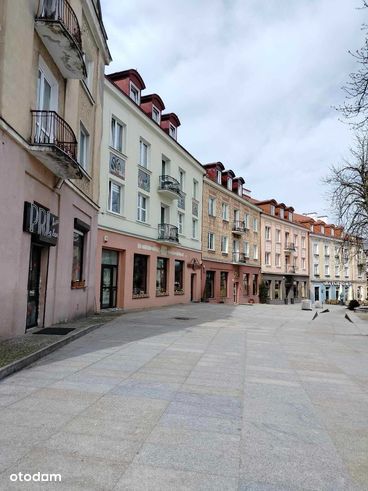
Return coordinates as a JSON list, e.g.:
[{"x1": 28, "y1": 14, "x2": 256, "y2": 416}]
[
  {"x1": 0, "y1": 0, "x2": 110, "y2": 337},
  {"x1": 201, "y1": 163, "x2": 261, "y2": 304}
]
